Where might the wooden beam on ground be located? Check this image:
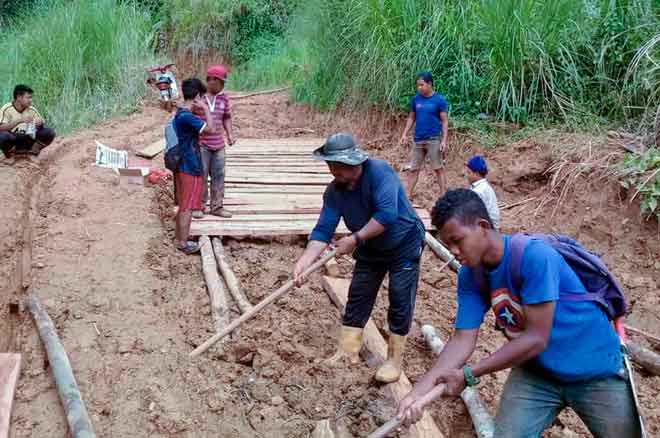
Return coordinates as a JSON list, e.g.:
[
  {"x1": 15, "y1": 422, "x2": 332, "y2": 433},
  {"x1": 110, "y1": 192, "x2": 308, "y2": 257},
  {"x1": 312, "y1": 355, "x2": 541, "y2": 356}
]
[
  {"x1": 231, "y1": 87, "x2": 293, "y2": 100},
  {"x1": 136, "y1": 140, "x2": 165, "y2": 158},
  {"x1": 321, "y1": 276, "x2": 446, "y2": 438},
  {"x1": 424, "y1": 232, "x2": 460, "y2": 272},
  {"x1": 199, "y1": 236, "x2": 231, "y2": 333},
  {"x1": 25, "y1": 294, "x2": 96, "y2": 438},
  {"x1": 421, "y1": 325, "x2": 494, "y2": 438},
  {"x1": 324, "y1": 256, "x2": 341, "y2": 277},
  {"x1": 0, "y1": 353, "x2": 21, "y2": 438},
  {"x1": 627, "y1": 342, "x2": 660, "y2": 376},
  {"x1": 211, "y1": 237, "x2": 253, "y2": 314}
]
